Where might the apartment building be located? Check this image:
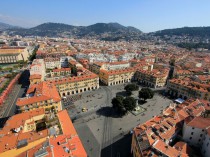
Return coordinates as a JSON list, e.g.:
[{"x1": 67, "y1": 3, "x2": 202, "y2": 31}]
[
  {"x1": 60, "y1": 56, "x2": 75, "y2": 67},
  {"x1": 173, "y1": 69, "x2": 193, "y2": 79},
  {"x1": 182, "y1": 116, "x2": 210, "y2": 157},
  {"x1": 49, "y1": 69, "x2": 99, "y2": 97},
  {"x1": 30, "y1": 59, "x2": 46, "y2": 81},
  {"x1": 50, "y1": 68, "x2": 71, "y2": 77},
  {"x1": 89, "y1": 62, "x2": 105, "y2": 74},
  {"x1": 166, "y1": 78, "x2": 210, "y2": 100},
  {"x1": 135, "y1": 68, "x2": 169, "y2": 88},
  {"x1": 89, "y1": 61, "x2": 130, "y2": 74},
  {"x1": 0, "y1": 47, "x2": 29, "y2": 63},
  {"x1": 16, "y1": 82, "x2": 62, "y2": 112},
  {"x1": 0, "y1": 109, "x2": 87, "y2": 157},
  {"x1": 44, "y1": 57, "x2": 61, "y2": 69},
  {"x1": 99, "y1": 68, "x2": 135, "y2": 86},
  {"x1": 131, "y1": 99, "x2": 208, "y2": 157}
]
